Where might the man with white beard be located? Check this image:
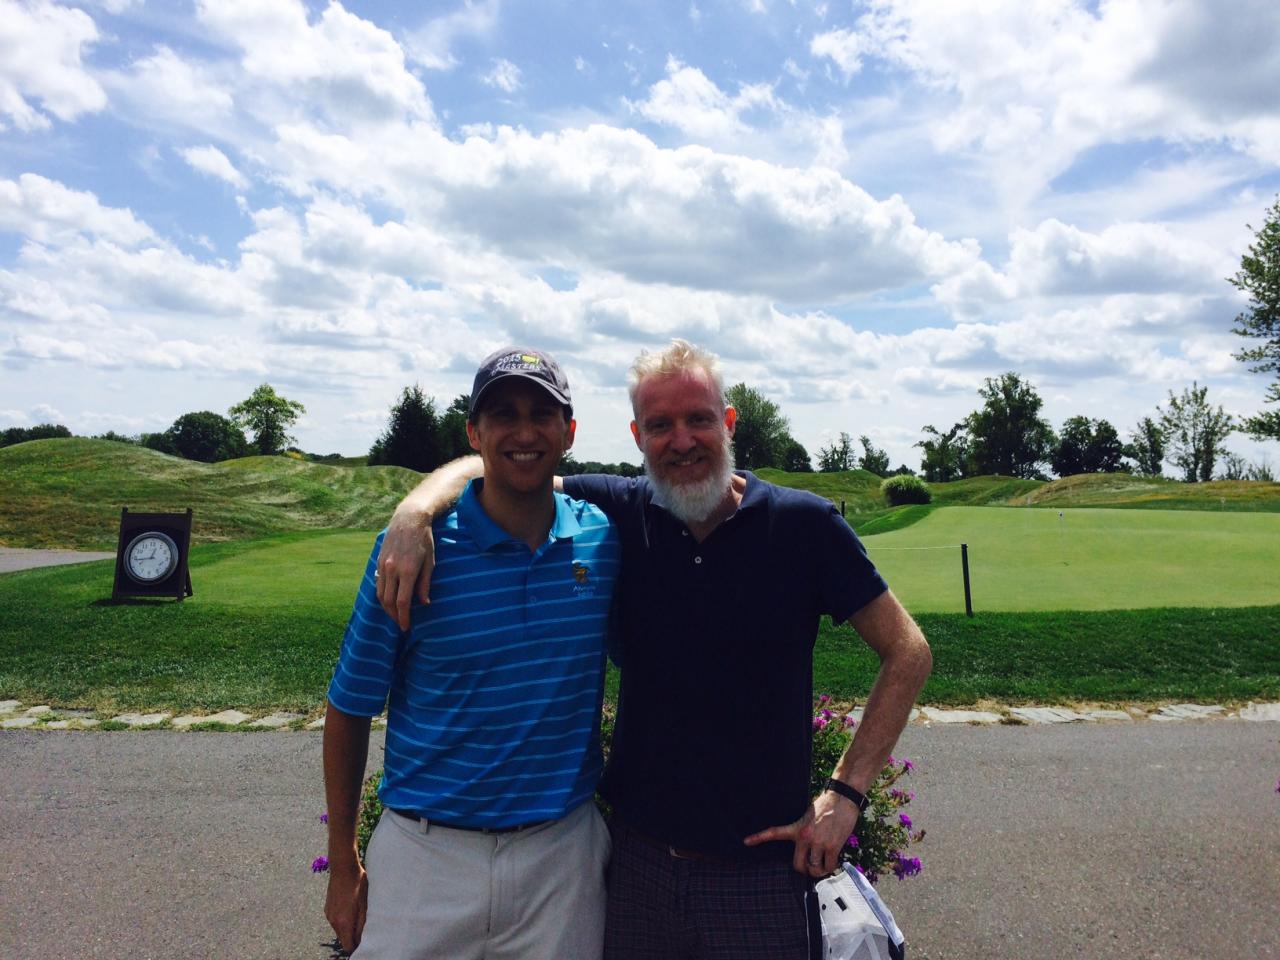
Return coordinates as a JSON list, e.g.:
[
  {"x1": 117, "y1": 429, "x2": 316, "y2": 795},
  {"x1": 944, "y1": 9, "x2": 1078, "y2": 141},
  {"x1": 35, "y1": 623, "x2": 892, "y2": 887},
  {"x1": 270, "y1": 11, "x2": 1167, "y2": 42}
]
[{"x1": 375, "y1": 339, "x2": 931, "y2": 960}]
